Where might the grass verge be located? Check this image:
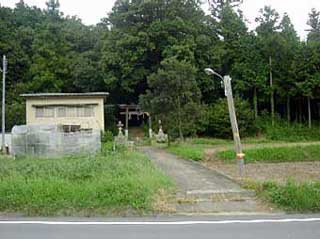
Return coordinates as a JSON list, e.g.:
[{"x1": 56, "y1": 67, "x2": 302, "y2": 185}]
[
  {"x1": 218, "y1": 144, "x2": 320, "y2": 163},
  {"x1": 167, "y1": 144, "x2": 207, "y2": 161},
  {"x1": 0, "y1": 144, "x2": 173, "y2": 216},
  {"x1": 245, "y1": 180, "x2": 320, "y2": 213},
  {"x1": 188, "y1": 138, "x2": 231, "y2": 146}
]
